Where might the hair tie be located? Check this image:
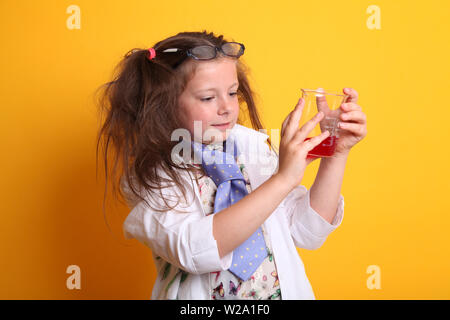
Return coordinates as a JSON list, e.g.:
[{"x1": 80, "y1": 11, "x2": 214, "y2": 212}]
[{"x1": 148, "y1": 47, "x2": 156, "y2": 60}]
